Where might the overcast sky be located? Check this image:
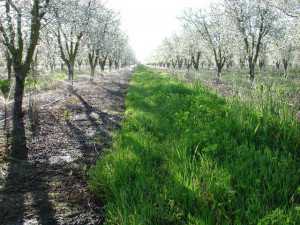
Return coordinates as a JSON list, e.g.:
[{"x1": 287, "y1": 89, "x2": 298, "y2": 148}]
[{"x1": 106, "y1": 0, "x2": 212, "y2": 62}]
